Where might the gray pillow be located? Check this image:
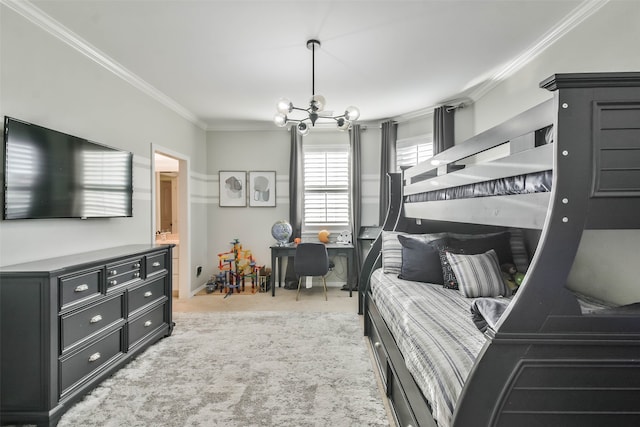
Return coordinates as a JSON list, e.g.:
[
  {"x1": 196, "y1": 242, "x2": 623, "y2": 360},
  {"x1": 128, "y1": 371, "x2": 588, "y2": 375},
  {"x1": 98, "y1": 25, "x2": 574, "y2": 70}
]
[
  {"x1": 398, "y1": 235, "x2": 444, "y2": 284},
  {"x1": 381, "y1": 231, "x2": 448, "y2": 275}
]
